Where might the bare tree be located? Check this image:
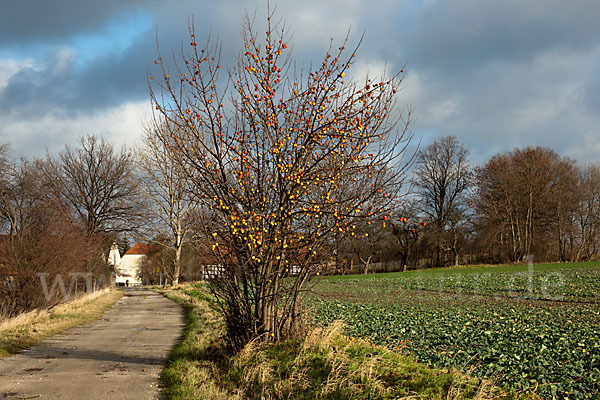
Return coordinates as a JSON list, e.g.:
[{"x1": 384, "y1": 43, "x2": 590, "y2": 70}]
[
  {"x1": 149, "y1": 12, "x2": 413, "y2": 347},
  {"x1": 553, "y1": 158, "x2": 579, "y2": 261},
  {"x1": 339, "y1": 220, "x2": 390, "y2": 274},
  {"x1": 0, "y1": 203, "x2": 101, "y2": 318},
  {"x1": 0, "y1": 143, "x2": 9, "y2": 195},
  {"x1": 41, "y1": 135, "x2": 143, "y2": 236},
  {"x1": 0, "y1": 154, "x2": 48, "y2": 242},
  {"x1": 137, "y1": 120, "x2": 196, "y2": 286},
  {"x1": 414, "y1": 135, "x2": 472, "y2": 266},
  {"x1": 0, "y1": 144, "x2": 15, "y2": 235}
]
